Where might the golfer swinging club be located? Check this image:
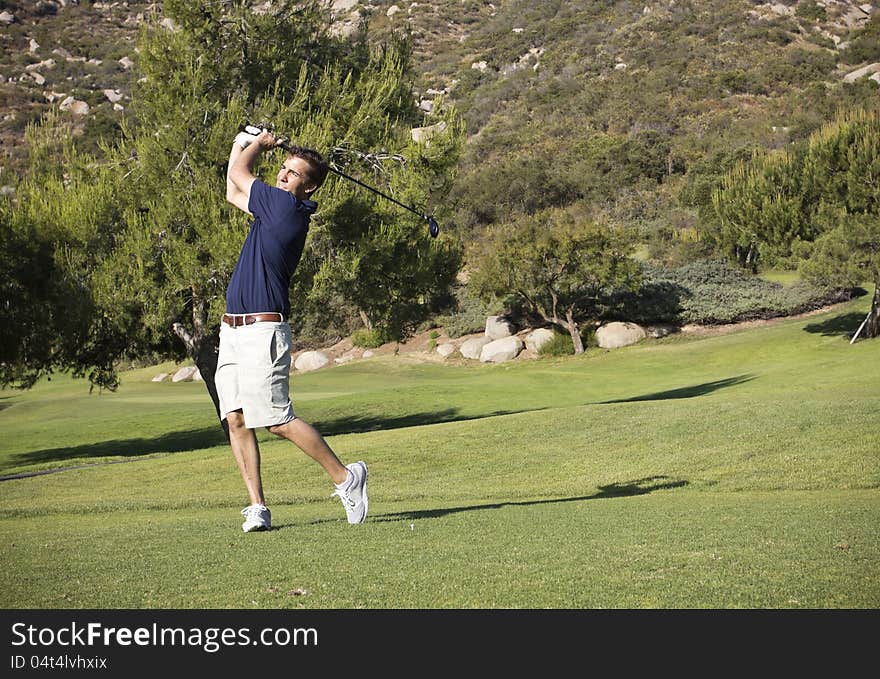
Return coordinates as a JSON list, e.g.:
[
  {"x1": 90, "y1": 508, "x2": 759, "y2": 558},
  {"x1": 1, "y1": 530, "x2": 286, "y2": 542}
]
[{"x1": 218, "y1": 127, "x2": 368, "y2": 532}]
